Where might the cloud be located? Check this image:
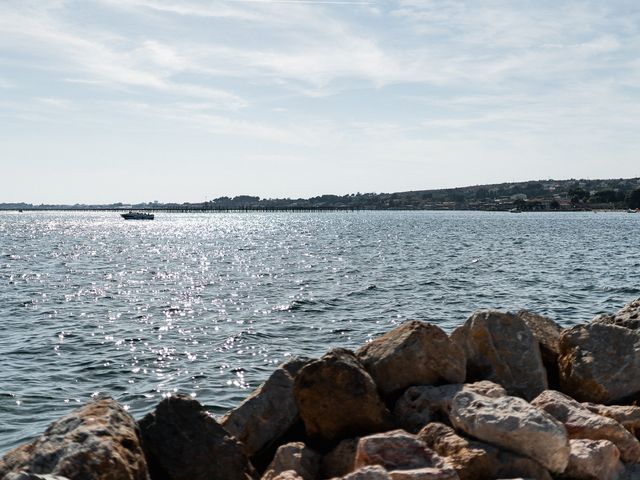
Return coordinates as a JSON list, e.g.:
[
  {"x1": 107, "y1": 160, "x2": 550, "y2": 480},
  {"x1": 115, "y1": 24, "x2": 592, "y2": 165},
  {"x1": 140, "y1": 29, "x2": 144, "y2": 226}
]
[{"x1": 0, "y1": 2, "x2": 246, "y2": 108}]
